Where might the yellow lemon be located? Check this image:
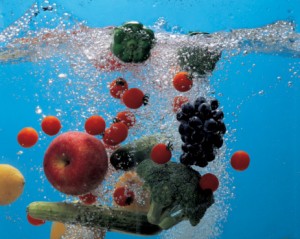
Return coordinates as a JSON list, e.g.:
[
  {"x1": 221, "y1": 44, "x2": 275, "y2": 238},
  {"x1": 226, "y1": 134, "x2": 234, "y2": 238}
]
[
  {"x1": 0, "y1": 164, "x2": 25, "y2": 205},
  {"x1": 50, "y1": 222, "x2": 66, "y2": 239}
]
